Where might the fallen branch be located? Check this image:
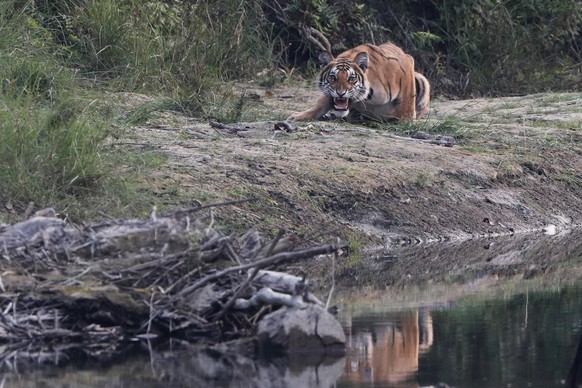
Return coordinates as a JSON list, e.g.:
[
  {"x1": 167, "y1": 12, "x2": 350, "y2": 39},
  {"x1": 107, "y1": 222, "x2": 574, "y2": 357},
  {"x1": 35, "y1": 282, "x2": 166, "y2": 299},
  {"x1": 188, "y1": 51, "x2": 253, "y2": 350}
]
[
  {"x1": 209, "y1": 121, "x2": 253, "y2": 136},
  {"x1": 233, "y1": 287, "x2": 307, "y2": 310},
  {"x1": 174, "y1": 243, "x2": 337, "y2": 300},
  {"x1": 253, "y1": 270, "x2": 322, "y2": 306},
  {"x1": 391, "y1": 132, "x2": 456, "y2": 147}
]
